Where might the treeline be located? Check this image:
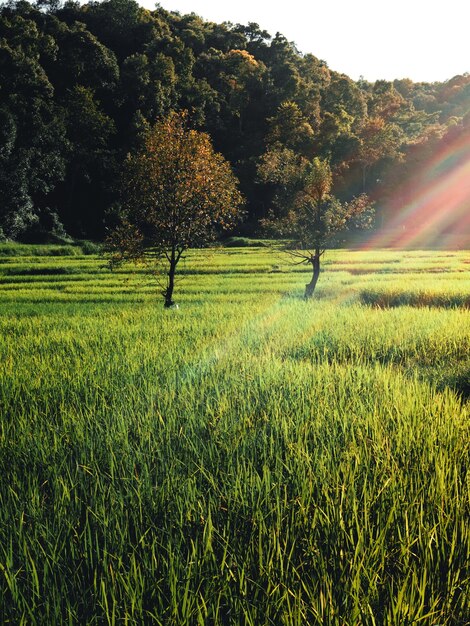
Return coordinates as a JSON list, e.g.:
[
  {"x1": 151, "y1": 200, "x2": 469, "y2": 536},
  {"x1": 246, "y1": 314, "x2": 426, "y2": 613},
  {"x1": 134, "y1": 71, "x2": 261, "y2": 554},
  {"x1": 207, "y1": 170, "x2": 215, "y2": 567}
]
[{"x1": 1, "y1": 0, "x2": 469, "y2": 241}]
